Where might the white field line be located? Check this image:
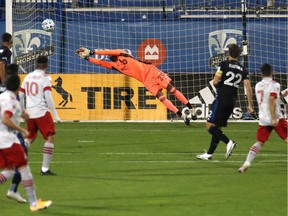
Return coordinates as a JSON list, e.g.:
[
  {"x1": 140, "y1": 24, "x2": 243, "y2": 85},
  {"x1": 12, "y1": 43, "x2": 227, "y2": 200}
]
[
  {"x1": 57, "y1": 120, "x2": 259, "y2": 123},
  {"x1": 28, "y1": 152, "x2": 287, "y2": 157},
  {"x1": 77, "y1": 140, "x2": 95, "y2": 143},
  {"x1": 28, "y1": 160, "x2": 287, "y2": 164},
  {"x1": 57, "y1": 129, "x2": 257, "y2": 132}
]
